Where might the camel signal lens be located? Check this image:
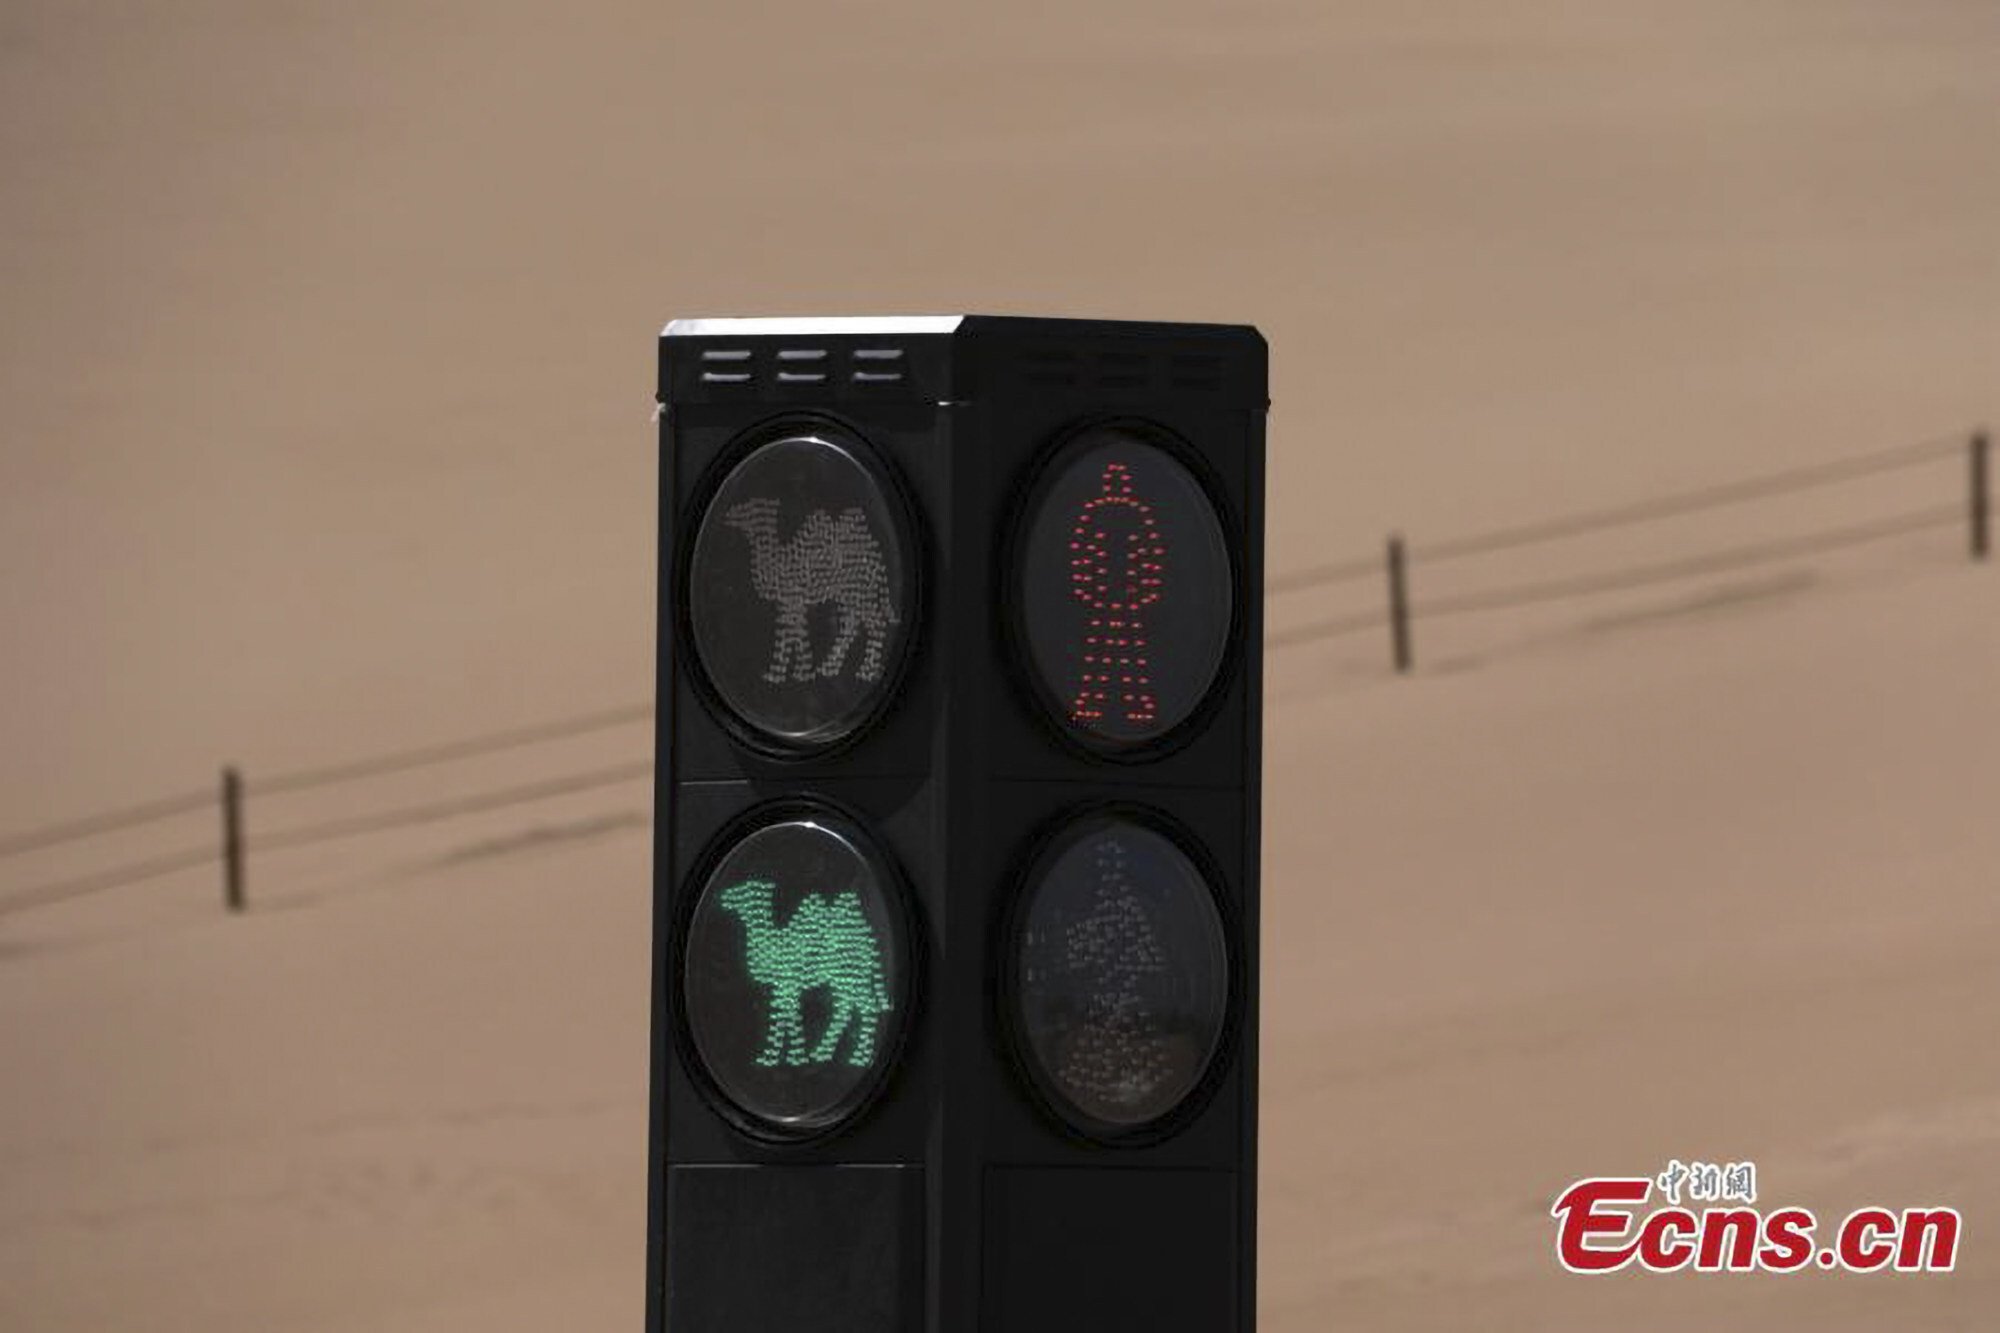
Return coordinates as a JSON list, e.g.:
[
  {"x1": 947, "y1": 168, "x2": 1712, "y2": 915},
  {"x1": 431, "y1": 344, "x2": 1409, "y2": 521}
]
[
  {"x1": 1010, "y1": 816, "x2": 1230, "y2": 1136},
  {"x1": 681, "y1": 813, "x2": 910, "y2": 1136},
  {"x1": 1015, "y1": 427, "x2": 1233, "y2": 751},
  {"x1": 687, "y1": 430, "x2": 913, "y2": 751}
]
